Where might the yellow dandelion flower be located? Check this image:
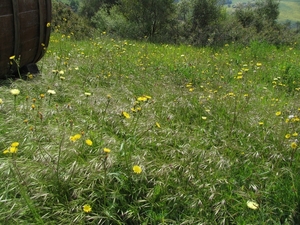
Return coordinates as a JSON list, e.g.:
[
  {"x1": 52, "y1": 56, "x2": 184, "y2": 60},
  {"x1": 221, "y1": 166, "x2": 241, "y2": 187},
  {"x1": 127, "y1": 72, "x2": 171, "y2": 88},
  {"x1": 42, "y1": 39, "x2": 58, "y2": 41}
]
[
  {"x1": 40, "y1": 94, "x2": 45, "y2": 98},
  {"x1": 0, "y1": 98, "x2": 3, "y2": 104},
  {"x1": 46, "y1": 22, "x2": 51, "y2": 27},
  {"x1": 74, "y1": 134, "x2": 81, "y2": 140},
  {"x1": 11, "y1": 142, "x2": 19, "y2": 147},
  {"x1": 70, "y1": 134, "x2": 81, "y2": 142},
  {"x1": 256, "y1": 62, "x2": 262, "y2": 67},
  {"x1": 10, "y1": 89, "x2": 20, "y2": 95},
  {"x1": 83, "y1": 204, "x2": 92, "y2": 213},
  {"x1": 285, "y1": 134, "x2": 291, "y2": 139},
  {"x1": 9, "y1": 146, "x2": 18, "y2": 153},
  {"x1": 202, "y1": 116, "x2": 207, "y2": 120},
  {"x1": 103, "y1": 148, "x2": 111, "y2": 153},
  {"x1": 85, "y1": 92, "x2": 91, "y2": 97},
  {"x1": 292, "y1": 132, "x2": 298, "y2": 137},
  {"x1": 9, "y1": 55, "x2": 15, "y2": 60},
  {"x1": 133, "y1": 165, "x2": 142, "y2": 174},
  {"x1": 137, "y1": 96, "x2": 148, "y2": 102},
  {"x1": 291, "y1": 142, "x2": 297, "y2": 149},
  {"x1": 155, "y1": 122, "x2": 161, "y2": 128},
  {"x1": 247, "y1": 200, "x2": 259, "y2": 210},
  {"x1": 85, "y1": 139, "x2": 93, "y2": 146},
  {"x1": 275, "y1": 111, "x2": 281, "y2": 116},
  {"x1": 258, "y1": 122, "x2": 264, "y2": 125},
  {"x1": 3, "y1": 149, "x2": 10, "y2": 154},
  {"x1": 122, "y1": 111, "x2": 130, "y2": 119}
]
